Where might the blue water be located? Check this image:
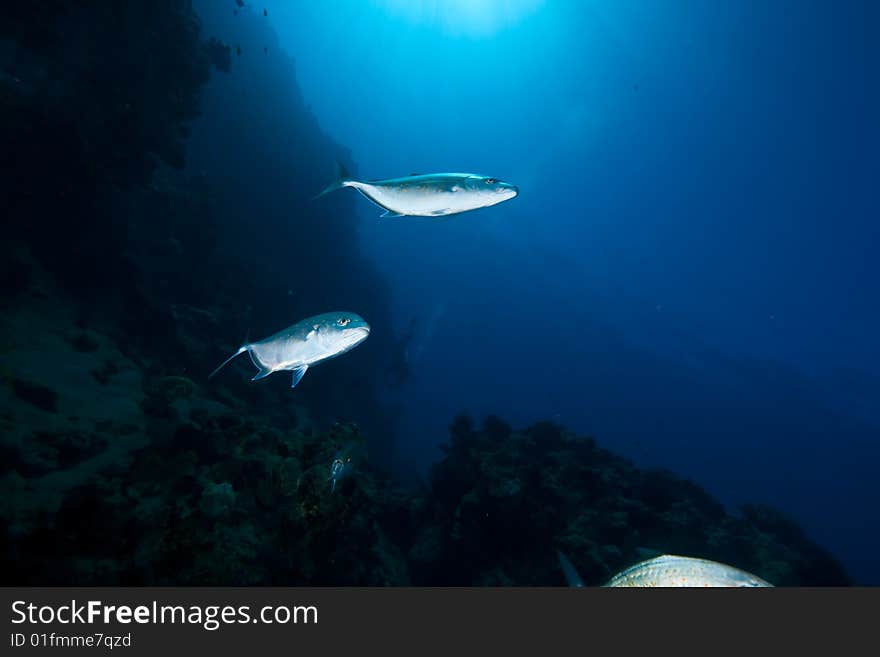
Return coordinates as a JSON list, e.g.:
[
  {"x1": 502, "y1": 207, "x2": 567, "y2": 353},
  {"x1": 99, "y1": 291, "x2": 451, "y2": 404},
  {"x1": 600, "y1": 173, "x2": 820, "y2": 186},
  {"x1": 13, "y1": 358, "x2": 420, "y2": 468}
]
[{"x1": 192, "y1": 1, "x2": 878, "y2": 583}]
